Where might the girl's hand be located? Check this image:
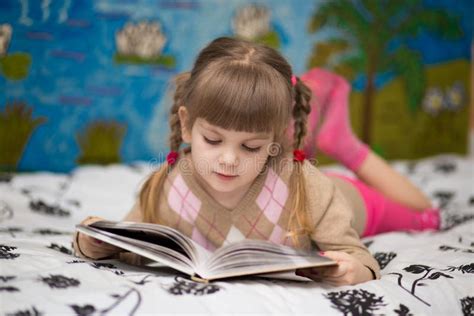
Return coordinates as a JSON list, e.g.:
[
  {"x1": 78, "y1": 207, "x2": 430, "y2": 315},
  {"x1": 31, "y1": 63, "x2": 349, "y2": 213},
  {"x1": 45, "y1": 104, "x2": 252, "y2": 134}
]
[
  {"x1": 295, "y1": 251, "x2": 374, "y2": 286},
  {"x1": 73, "y1": 216, "x2": 121, "y2": 260}
]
